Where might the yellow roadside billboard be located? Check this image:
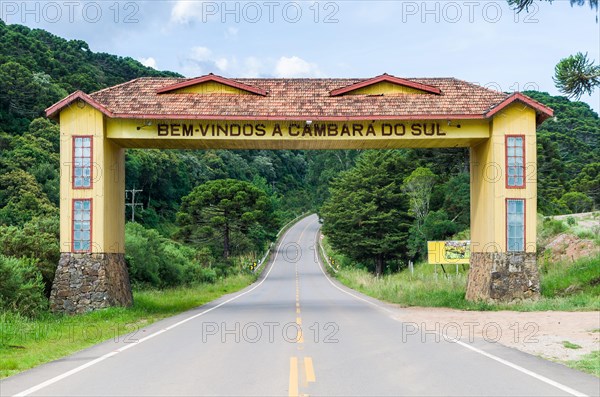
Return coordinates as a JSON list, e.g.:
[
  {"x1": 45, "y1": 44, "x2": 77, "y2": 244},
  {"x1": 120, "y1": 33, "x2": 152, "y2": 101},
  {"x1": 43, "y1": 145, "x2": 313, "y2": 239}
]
[{"x1": 427, "y1": 241, "x2": 471, "y2": 265}]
